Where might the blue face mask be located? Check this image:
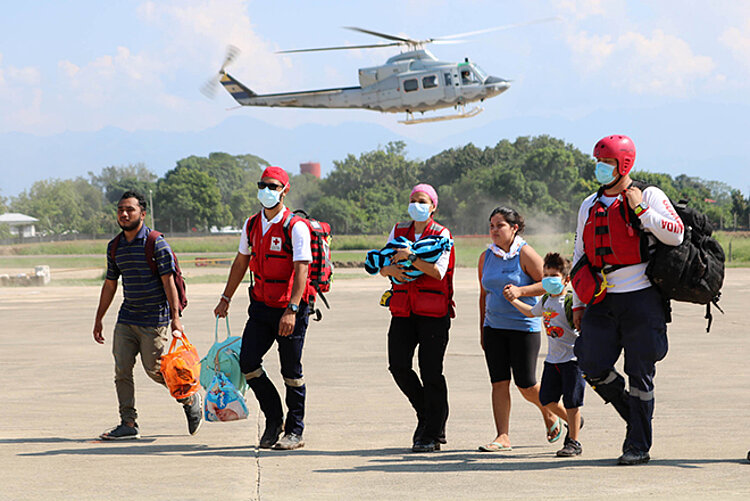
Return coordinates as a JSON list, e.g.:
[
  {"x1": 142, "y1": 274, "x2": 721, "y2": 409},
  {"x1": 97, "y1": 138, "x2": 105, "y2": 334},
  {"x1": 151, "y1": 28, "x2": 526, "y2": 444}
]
[
  {"x1": 257, "y1": 186, "x2": 283, "y2": 209},
  {"x1": 542, "y1": 276, "x2": 566, "y2": 295},
  {"x1": 408, "y1": 202, "x2": 432, "y2": 222},
  {"x1": 595, "y1": 162, "x2": 617, "y2": 185}
]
